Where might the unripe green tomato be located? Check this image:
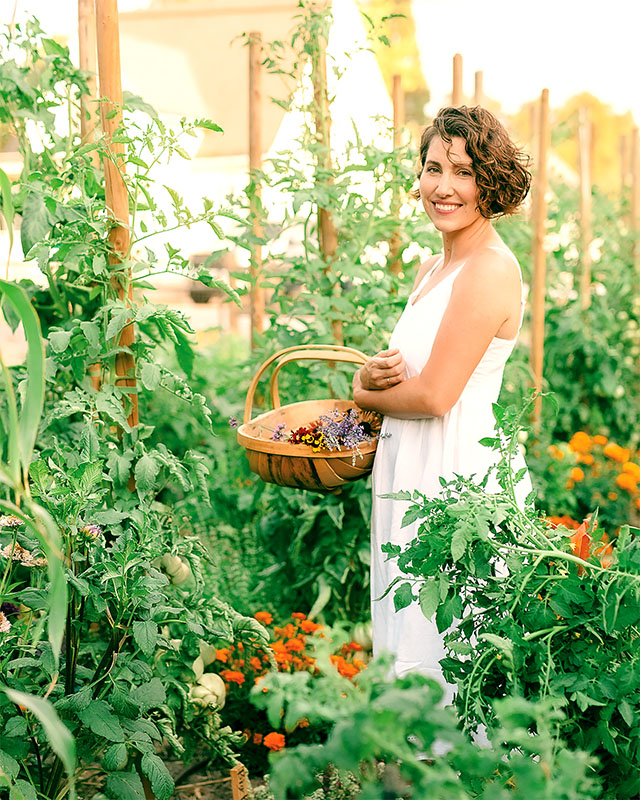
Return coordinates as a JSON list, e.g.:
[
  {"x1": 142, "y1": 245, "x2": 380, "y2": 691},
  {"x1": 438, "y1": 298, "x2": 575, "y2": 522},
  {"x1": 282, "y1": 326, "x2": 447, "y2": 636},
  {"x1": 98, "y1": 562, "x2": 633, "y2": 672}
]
[{"x1": 351, "y1": 620, "x2": 373, "y2": 651}]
